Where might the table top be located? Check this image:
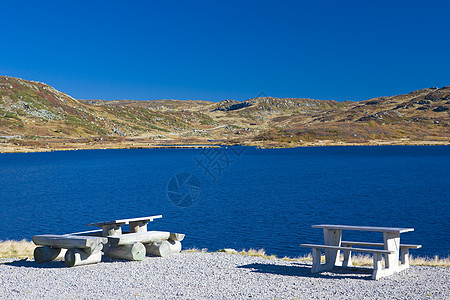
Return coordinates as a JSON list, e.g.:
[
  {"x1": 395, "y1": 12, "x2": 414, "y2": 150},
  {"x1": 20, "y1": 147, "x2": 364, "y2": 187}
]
[
  {"x1": 87, "y1": 215, "x2": 162, "y2": 227},
  {"x1": 312, "y1": 224, "x2": 414, "y2": 233}
]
